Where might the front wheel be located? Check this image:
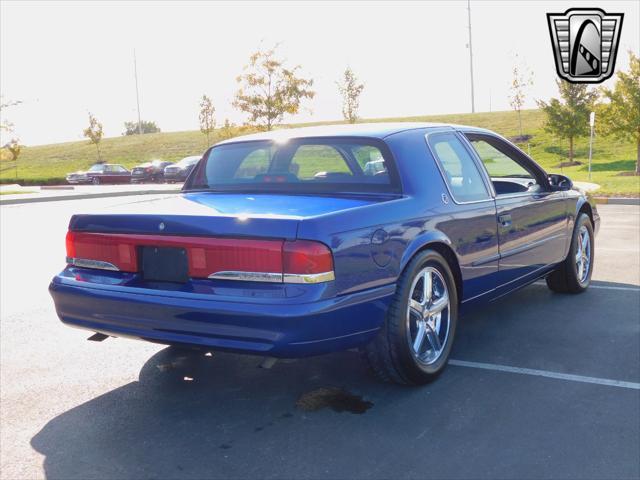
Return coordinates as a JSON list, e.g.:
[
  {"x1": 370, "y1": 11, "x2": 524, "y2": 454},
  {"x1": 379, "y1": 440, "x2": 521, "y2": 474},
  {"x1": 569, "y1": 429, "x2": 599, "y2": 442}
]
[
  {"x1": 546, "y1": 213, "x2": 594, "y2": 293},
  {"x1": 363, "y1": 250, "x2": 458, "y2": 385},
  {"x1": 92, "y1": 177, "x2": 100, "y2": 185}
]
